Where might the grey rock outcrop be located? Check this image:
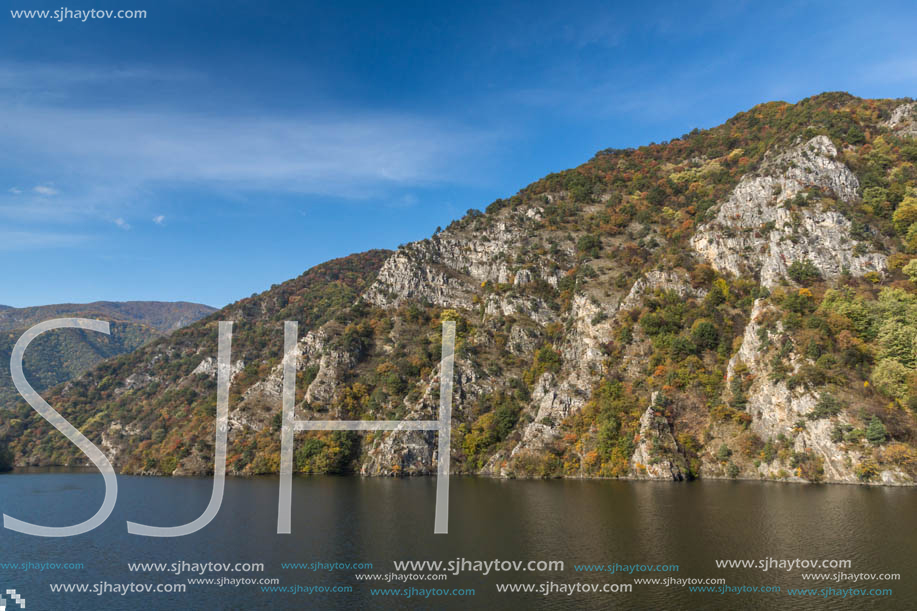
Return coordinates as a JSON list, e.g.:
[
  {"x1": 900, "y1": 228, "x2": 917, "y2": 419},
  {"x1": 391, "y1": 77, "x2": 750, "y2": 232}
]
[
  {"x1": 885, "y1": 103, "x2": 917, "y2": 137},
  {"x1": 691, "y1": 136, "x2": 885, "y2": 286},
  {"x1": 631, "y1": 393, "x2": 685, "y2": 480},
  {"x1": 723, "y1": 299, "x2": 903, "y2": 483}
]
